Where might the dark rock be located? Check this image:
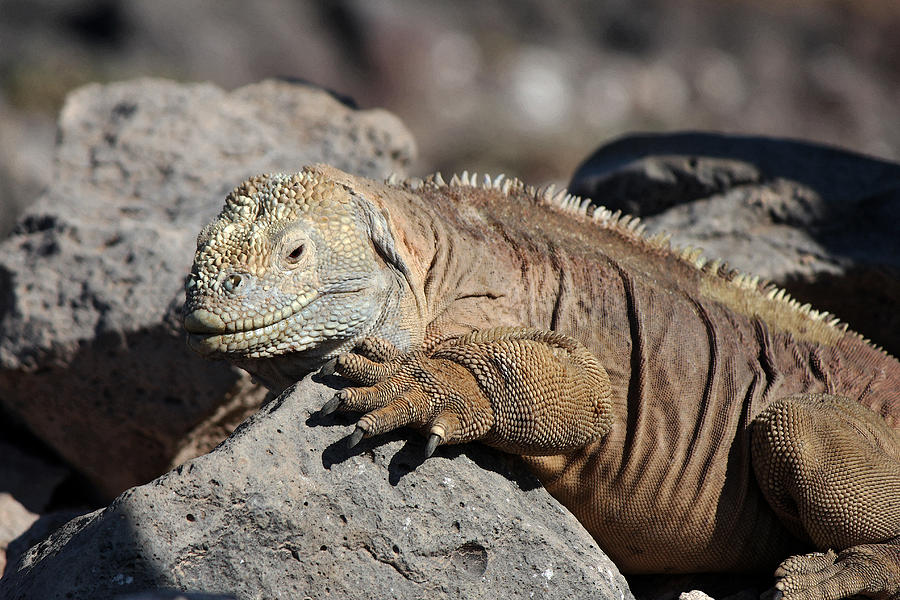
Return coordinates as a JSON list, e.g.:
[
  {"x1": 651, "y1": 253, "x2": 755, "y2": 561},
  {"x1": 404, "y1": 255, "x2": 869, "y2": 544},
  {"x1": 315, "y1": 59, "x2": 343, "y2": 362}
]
[
  {"x1": 628, "y1": 572, "x2": 772, "y2": 600},
  {"x1": 0, "y1": 78, "x2": 417, "y2": 497},
  {"x1": 2, "y1": 509, "x2": 84, "y2": 579},
  {"x1": 569, "y1": 132, "x2": 900, "y2": 356},
  {"x1": 0, "y1": 375, "x2": 632, "y2": 600},
  {"x1": 0, "y1": 439, "x2": 69, "y2": 515},
  {"x1": 0, "y1": 431, "x2": 75, "y2": 575}
]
